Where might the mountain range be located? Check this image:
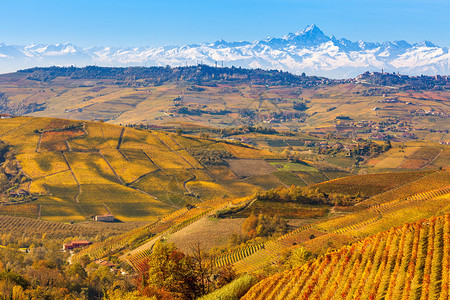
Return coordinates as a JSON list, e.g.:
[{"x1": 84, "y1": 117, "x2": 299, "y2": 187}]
[{"x1": 0, "y1": 25, "x2": 448, "y2": 78}]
